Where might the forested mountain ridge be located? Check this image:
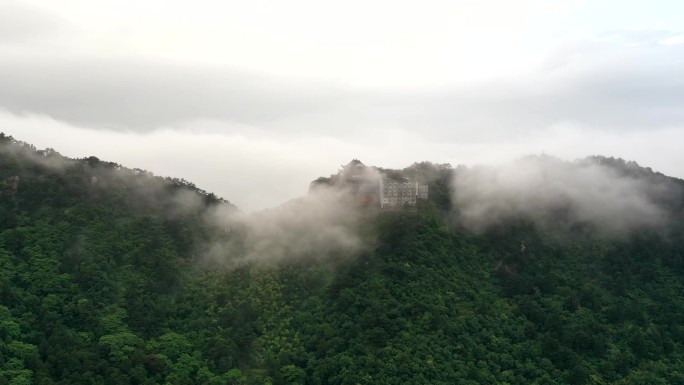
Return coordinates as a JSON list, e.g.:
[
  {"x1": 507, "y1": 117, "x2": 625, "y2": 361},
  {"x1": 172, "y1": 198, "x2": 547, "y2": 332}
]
[{"x1": 1, "y1": 134, "x2": 684, "y2": 384}]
